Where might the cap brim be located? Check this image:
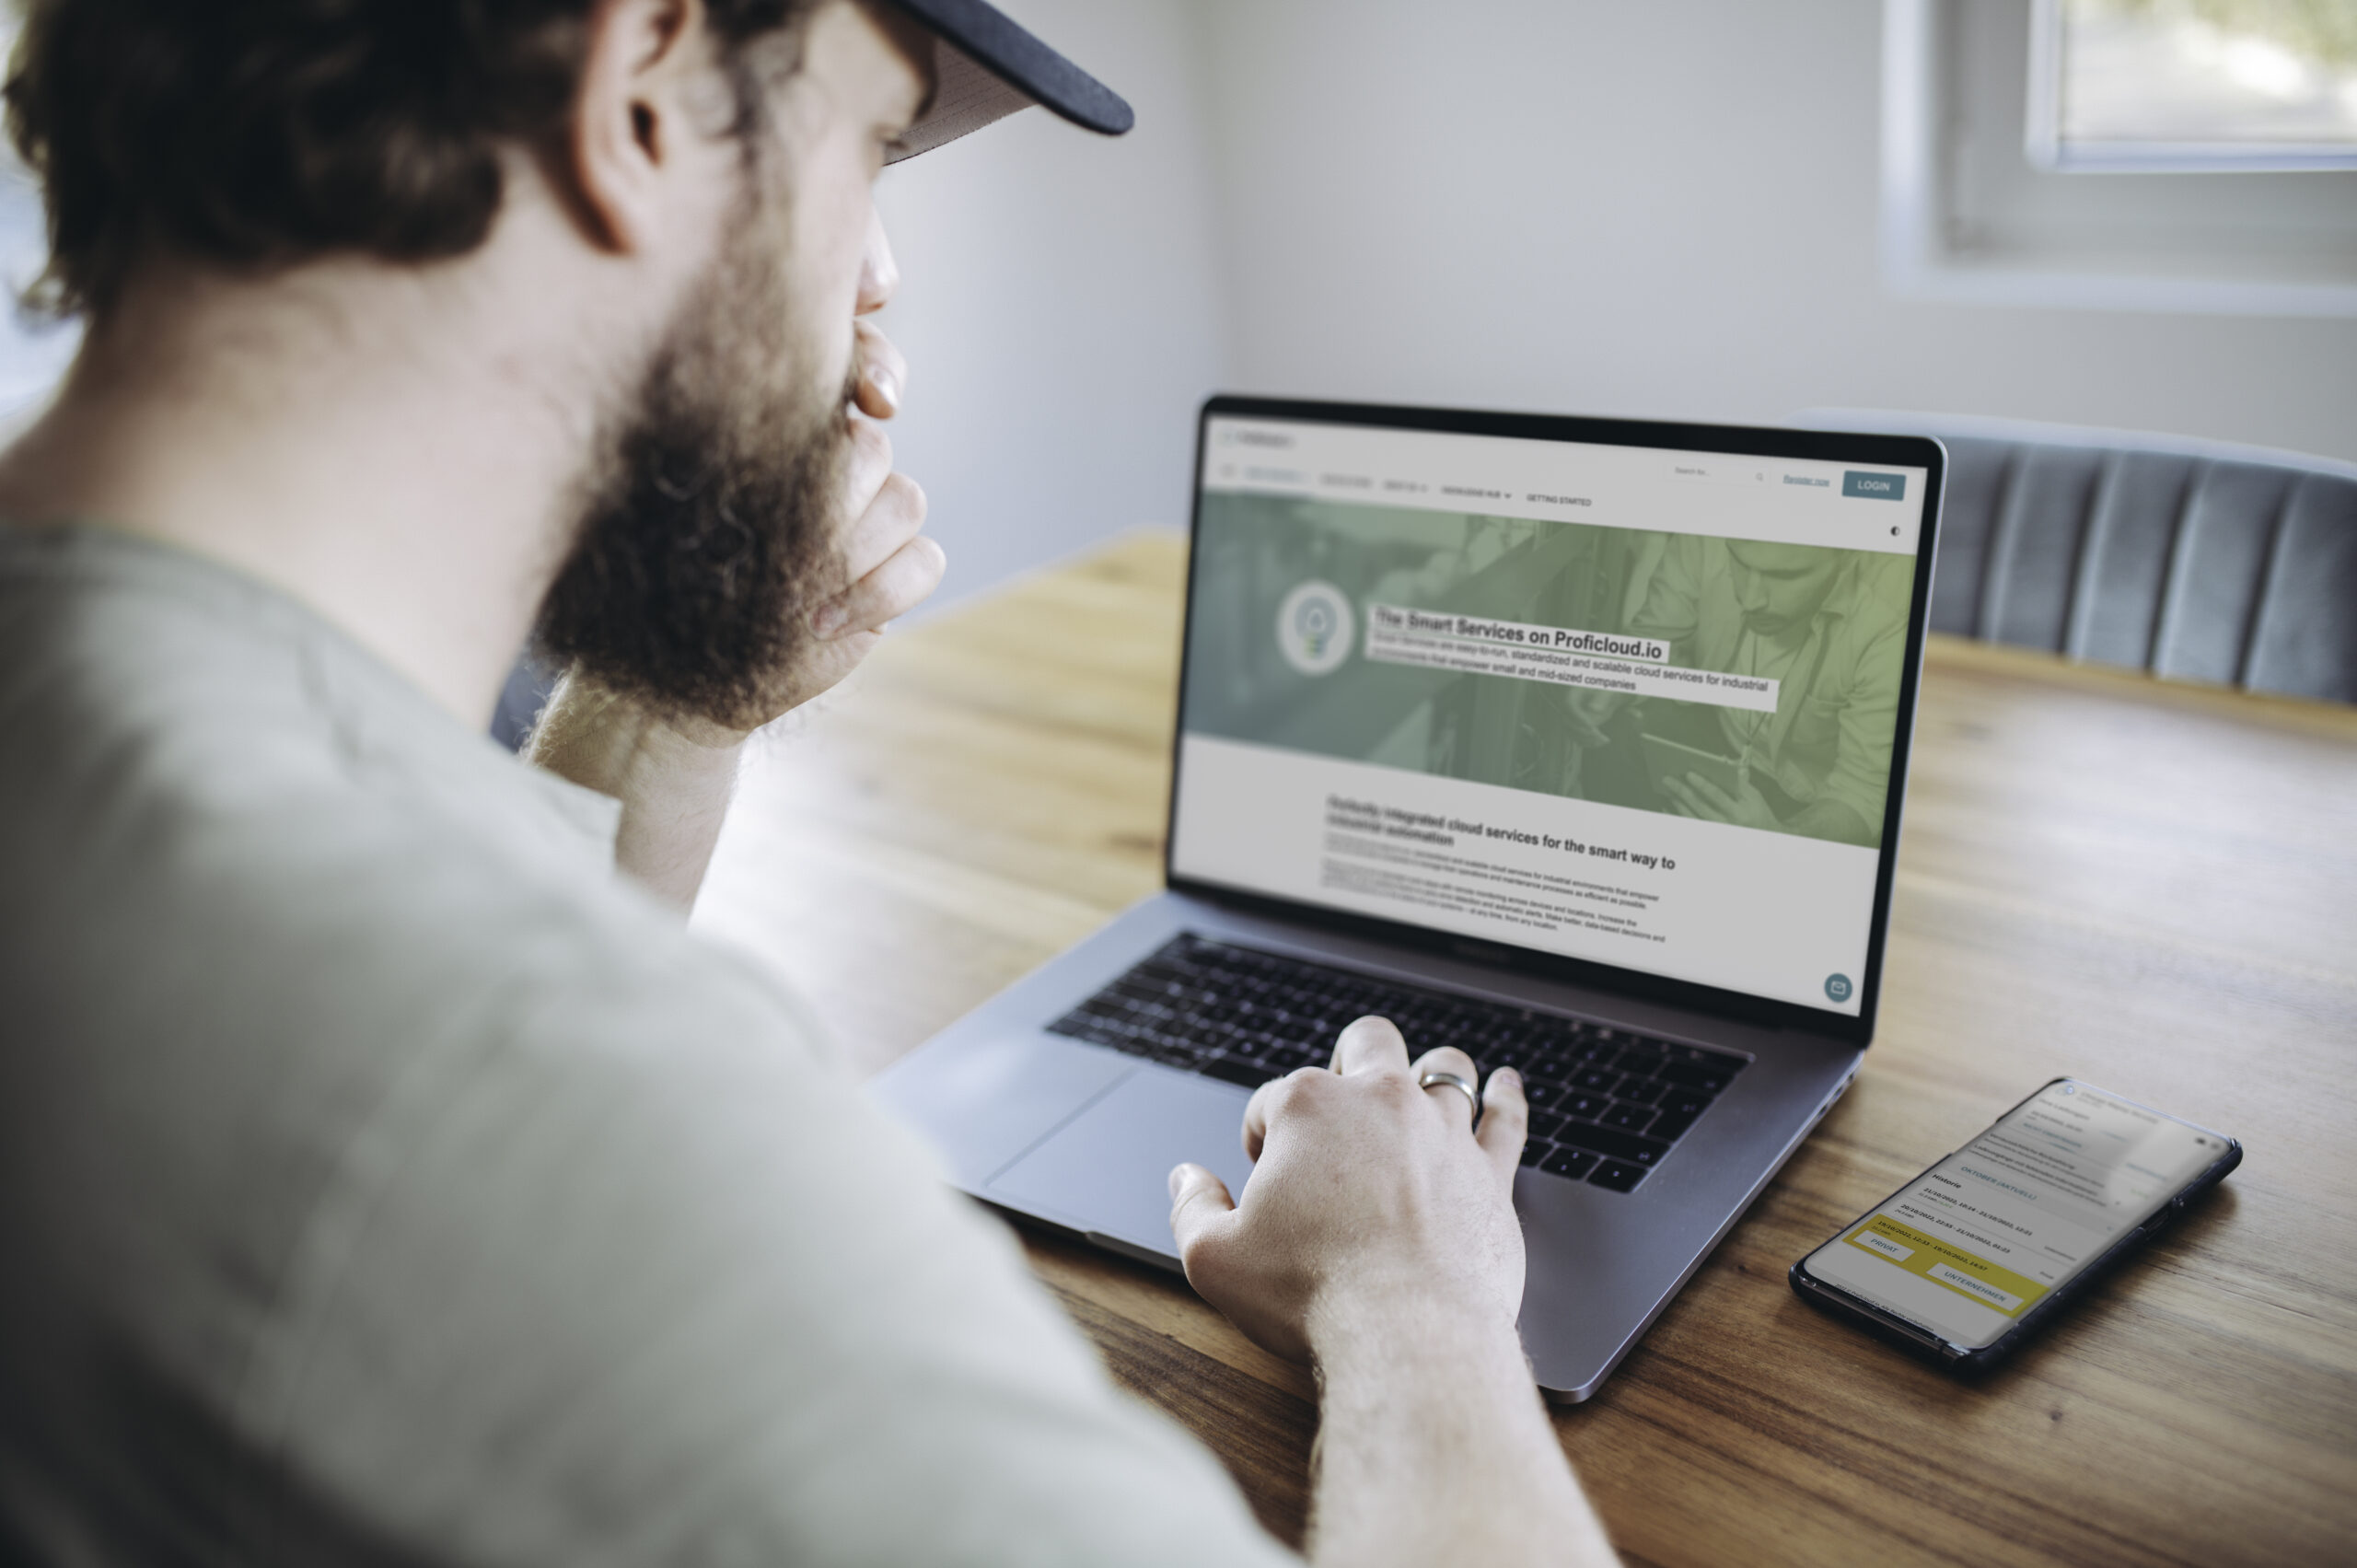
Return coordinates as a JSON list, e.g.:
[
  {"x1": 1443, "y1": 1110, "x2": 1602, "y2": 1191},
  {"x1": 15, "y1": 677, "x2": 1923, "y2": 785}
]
[{"x1": 883, "y1": 0, "x2": 1133, "y2": 164}]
